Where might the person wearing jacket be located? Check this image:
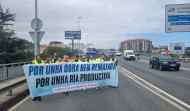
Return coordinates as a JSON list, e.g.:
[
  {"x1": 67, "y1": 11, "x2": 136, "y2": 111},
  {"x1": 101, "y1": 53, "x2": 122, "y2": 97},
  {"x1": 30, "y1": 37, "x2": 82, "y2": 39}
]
[{"x1": 32, "y1": 55, "x2": 44, "y2": 101}]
